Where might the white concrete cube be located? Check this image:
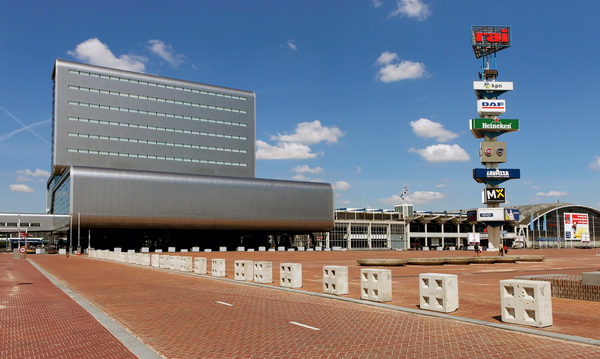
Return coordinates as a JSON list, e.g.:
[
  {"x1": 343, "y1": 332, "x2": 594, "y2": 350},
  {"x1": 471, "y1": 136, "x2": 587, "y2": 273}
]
[
  {"x1": 151, "y1": 254, "x2": 160, "y2": 268},
  {"x1": 114, "y1": 247, "x2": 122, "y2": 253},
  {"x1": 360, "y1": 269, "x2": 392, "y2": 302},
  {"x1": 191, "y1": 247, "x2": 200, "y2": 252},
  {"x1": 419, "y1": 273, "x2": 458, "y2": 313},
  {"x1": 154, "y1": 249, "x2": 163, "y2": 253},
  {"x1": 500, "y1": 279, "x2": 552, "y2": 328},
  {"x1": 168, "y1": 247, "x2": 176, "y2": 253},
  {"x1": 234, "y1": 260, "x2": 254, "y2": 281},
  {"x1": 253, "y1": 261, "x2": 273, "y2": 283},
  {"x1": 194, "y1": 257, "x2": 207, "y2": 274},
  {"x1": 140, "y1": 254, "x2": 151, "y2": 266},
  {"x1": 159, "y1": 255, "x2": 170, "y2": 269},
  {"x1": 212, "y1": 258, "x2": 226, "y2": 277},
  {"x1": 237, "y1": 246, "x2": 245, "y2": 252},
  {"x1": 219, "y1": 247, "x2": 227, "y2": 252},
  {"x1": 179, "y1": 256, "x2": 193, "y2": 272},
  {"x1": 278, "y1": 246, "x2": 286, "y2": 251},
  {"x1": 258, "y1": 246, "x2": 266, "y2": 252},
  {"x1": 169, "y1": 256, "x2": 178, "y2": 270},
  {"x1": 280, "y1": 263, "x2": 302, "y2": 288},
  {"x1": 181, "y1": 249, "x2": 188, "y2": 253},
  {"x1": 141, "y1": 247, "x2": 150, "y2": 253},
  {"x1": 323, "y1": 266, "x2": 349, "y2": 295}
]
